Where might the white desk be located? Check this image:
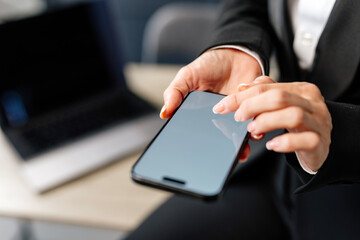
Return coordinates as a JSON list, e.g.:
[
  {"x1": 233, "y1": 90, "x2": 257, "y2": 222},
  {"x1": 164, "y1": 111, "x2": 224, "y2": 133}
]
[{"x1": 0, "y1": 63, "x2": 182, "y2": 232}]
